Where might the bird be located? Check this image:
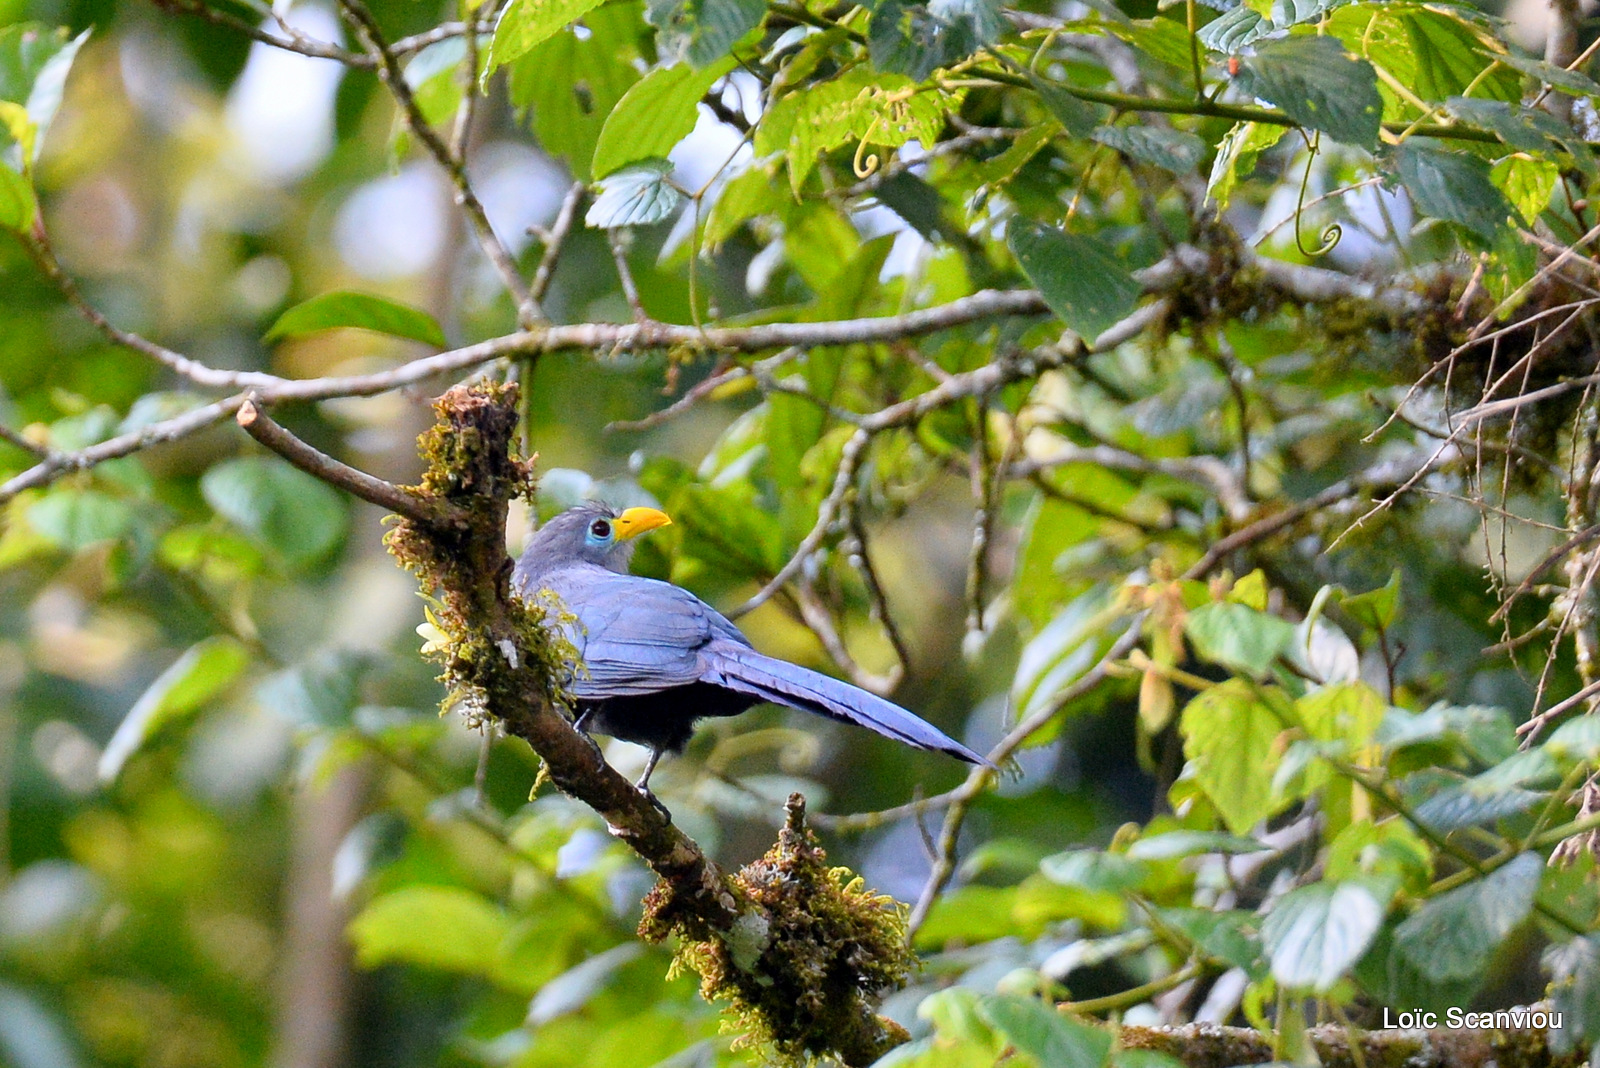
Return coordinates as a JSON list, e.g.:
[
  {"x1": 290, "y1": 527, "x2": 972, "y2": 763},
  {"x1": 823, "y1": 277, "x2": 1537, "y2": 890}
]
[{"x1": 512, "y1": 502, "x2": 988, "y2": 793}]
